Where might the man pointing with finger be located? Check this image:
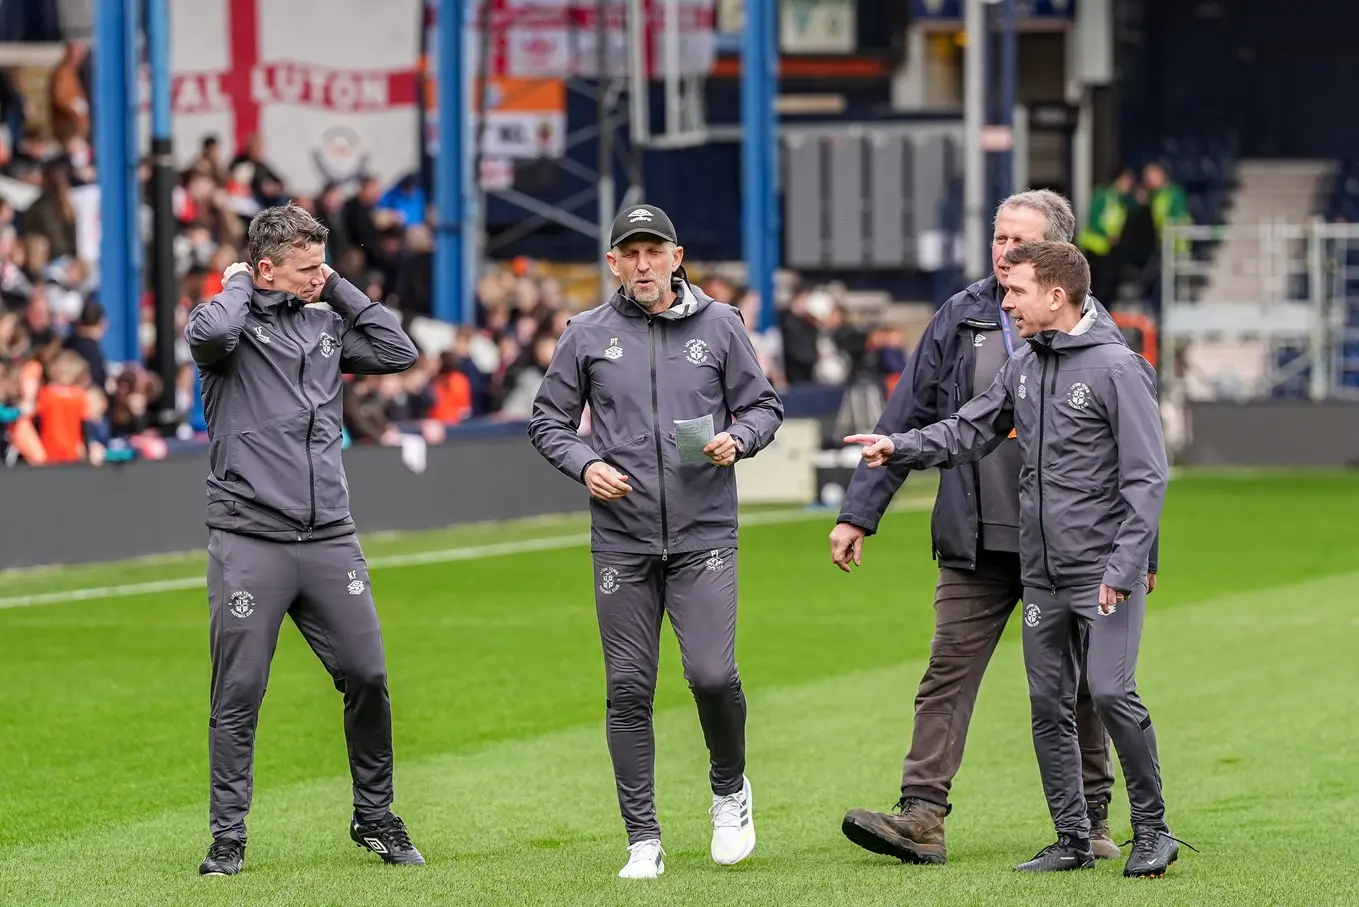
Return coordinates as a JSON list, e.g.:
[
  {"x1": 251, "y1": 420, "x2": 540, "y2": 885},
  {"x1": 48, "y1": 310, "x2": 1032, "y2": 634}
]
[
  {"x1": 846, "y1": 241, "x2": 1185, "y2": 879},
  {"x1": 528, "y1": 204, "x2": 783, "y2": 880},
  {"x1": 835, "y1": 191, "x2": 1141, "y2": 866}
]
